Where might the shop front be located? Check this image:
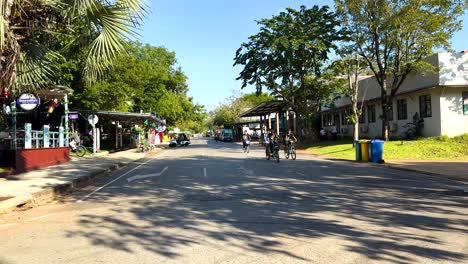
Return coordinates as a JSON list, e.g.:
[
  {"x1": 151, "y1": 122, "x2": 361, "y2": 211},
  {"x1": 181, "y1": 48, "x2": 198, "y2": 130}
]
[{"x1": 0, "y1": 86, "x2": 72, "y2": 173}]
